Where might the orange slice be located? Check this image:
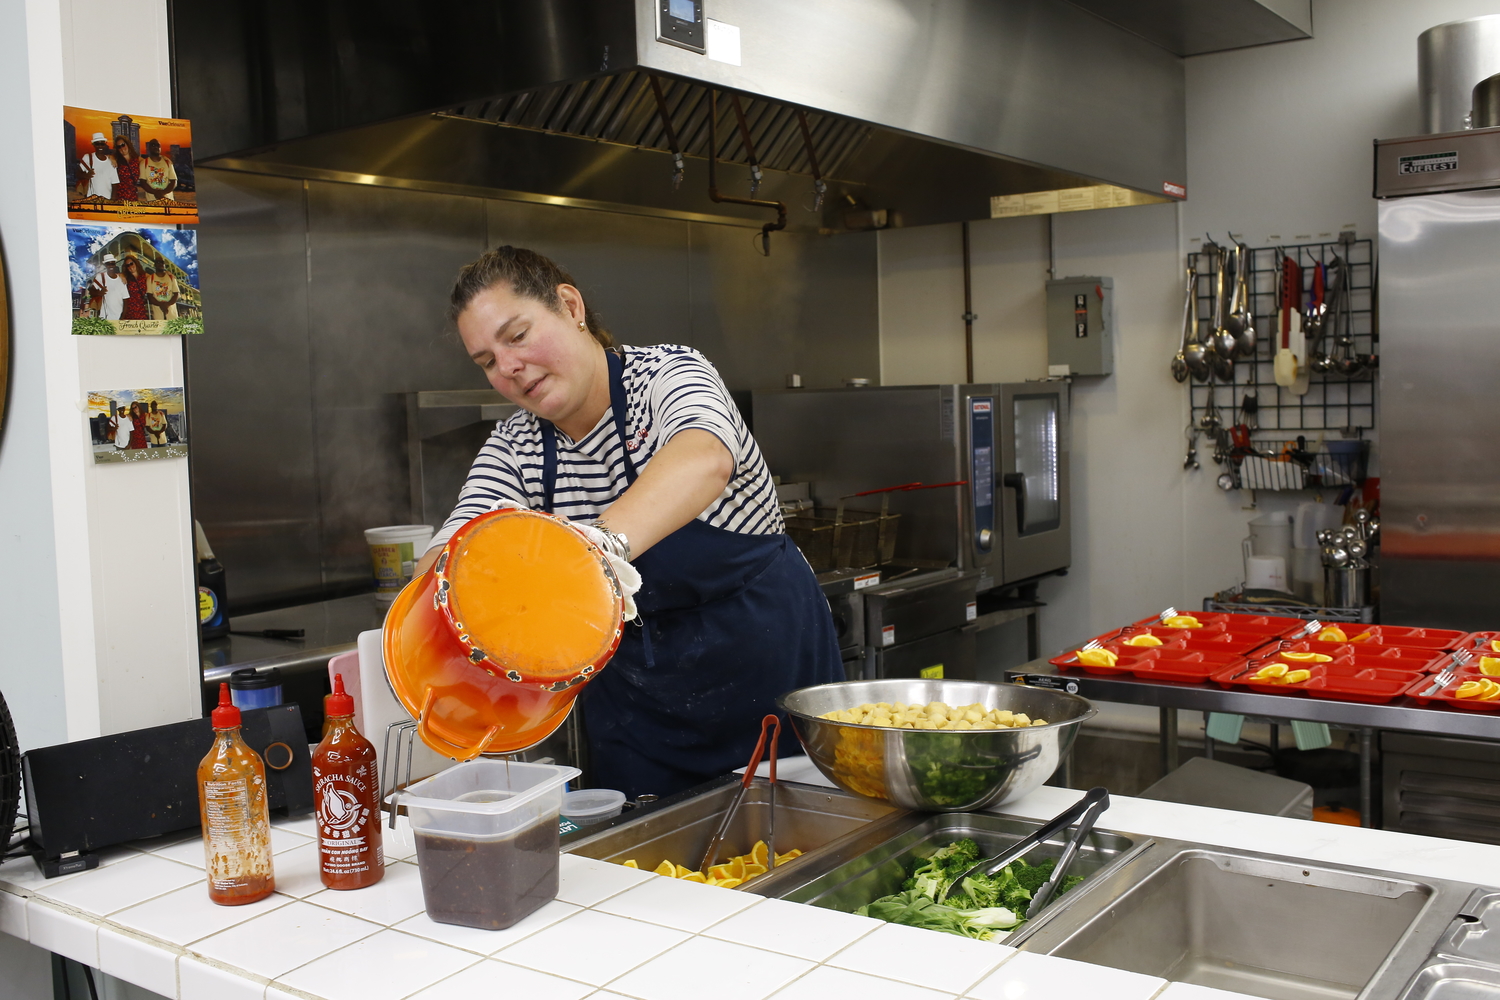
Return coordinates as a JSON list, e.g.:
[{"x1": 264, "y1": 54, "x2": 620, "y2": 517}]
[
  {"x1": 680, "y1": 871, "x2": 707, "y2": 883},
  {"x1": 1456, "y1": 681, "x2": 1486, "y2": 699},
  {"x1": 751, "y1": 841, "x2": 770, "y2": 870},
  {"x1": 622, "y1": 859, "x2": 639, "y2": 869},
  {"x1": 742, "y1": 863, "x2": 768, "y2": 879},
  {"x1": 1124, "y1": 634, "x2": 1164, "y2": 647},
  {"x1": 715, "y1": 877, "x2": 743, "y2": 889},
  {"x1": 1077, "y1": 648, "x2": 1119, "y2": 667},
  {"x1": 1283, "y1": 669, "x2": 1313, "y2": 684},
  {"x1": 654, "y1": 859, "x2": 677, "y2": 876},
  {"x1": 674, "y1": 864, "x2": 696, "y2": 879},
  {"x1": 1491, "y1": 639, "x2": 1500, "y2": 653},
  {"x1": 1350, "y1": 632, "x2": 1373, "y2": 643},
  {"x1": 1164, "y1": 615, "x2": 1203, "y2": 629},
  {"x1": 1253, "y1": 664, "x2": 1289, "y2": 679},
  {"x1": 1318, "y1": 627, "x2": 1349, "y2": 643},
  {"x1": 1281, "y1": 651, "x2": 1332, "y2": 663},
  {"x1": 1480, "y1": 657, "x2": 1500, "y2": 677}
]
